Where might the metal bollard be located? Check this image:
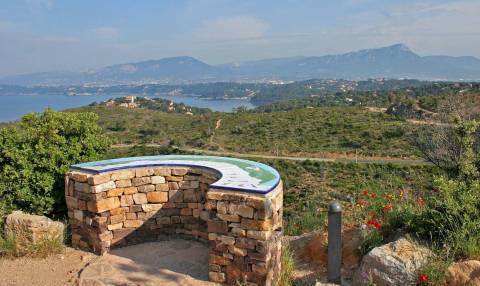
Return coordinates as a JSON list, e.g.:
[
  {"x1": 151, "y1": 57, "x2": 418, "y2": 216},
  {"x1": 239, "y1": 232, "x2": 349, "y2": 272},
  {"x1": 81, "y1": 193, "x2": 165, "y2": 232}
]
[{"x1": 328, "y1": 201, "x2": 342, "y2": 284}]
